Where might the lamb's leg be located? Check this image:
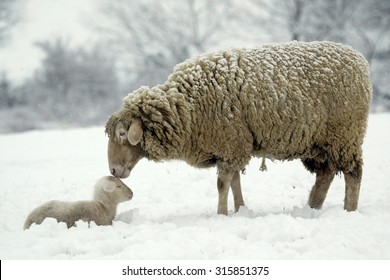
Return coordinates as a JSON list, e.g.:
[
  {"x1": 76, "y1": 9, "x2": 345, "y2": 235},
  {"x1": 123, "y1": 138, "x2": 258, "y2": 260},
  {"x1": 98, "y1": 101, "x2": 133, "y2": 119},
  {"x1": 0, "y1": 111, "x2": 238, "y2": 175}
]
[
  {"x1": 66, "y1": 221, "x2": 77, "y2": 229},
  {"x1": 308, "y1": 166, "x2": 336, "y2": 209},
  {"x1": 231, "y1": 171, "x2": 245, "y2": 212},
  {"x1": 343, "y1": 163, "x2": 362, "y2": 211},
  {"x1": 217, "y1": 170, "x2": 234, "y2": 215}
]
